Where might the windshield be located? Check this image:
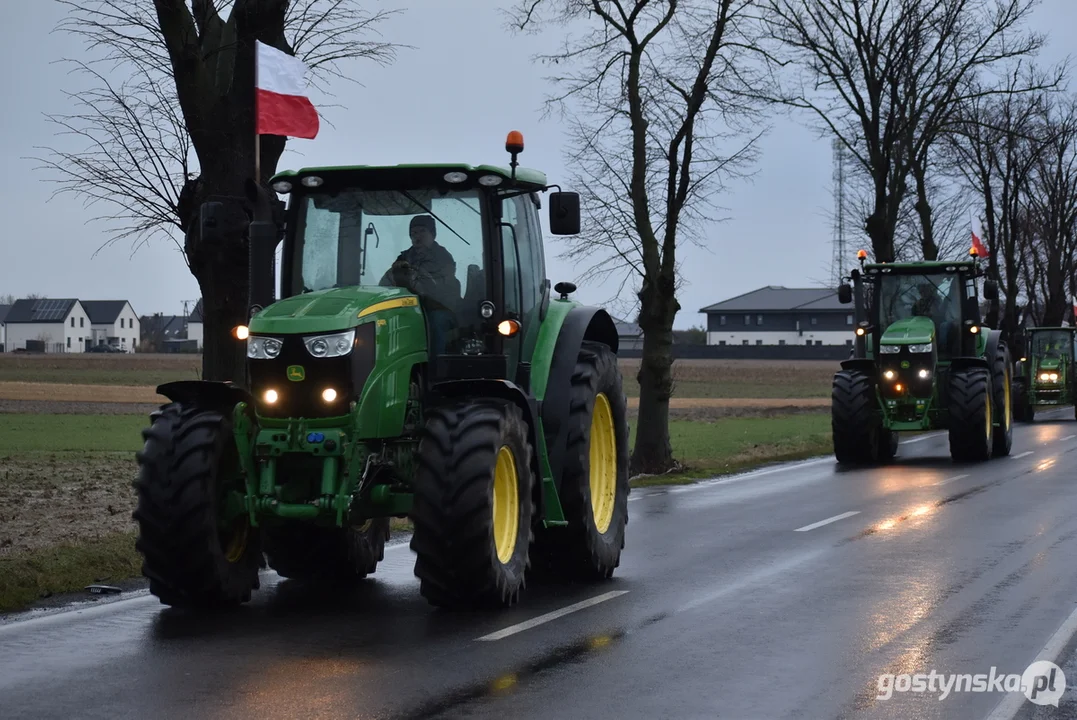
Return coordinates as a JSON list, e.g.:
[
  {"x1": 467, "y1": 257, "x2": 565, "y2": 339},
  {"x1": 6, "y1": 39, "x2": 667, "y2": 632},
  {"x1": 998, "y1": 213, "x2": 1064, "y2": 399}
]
[
  {"x1": 878, "y1": 273, "x2": 961, "y2": 326},
  {"x1": 1031, "y1": 331, "x2": 1074, "y2": 359},
  {"x1": 291, "y1": 187, "x2": 485, "y2": 305}
]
